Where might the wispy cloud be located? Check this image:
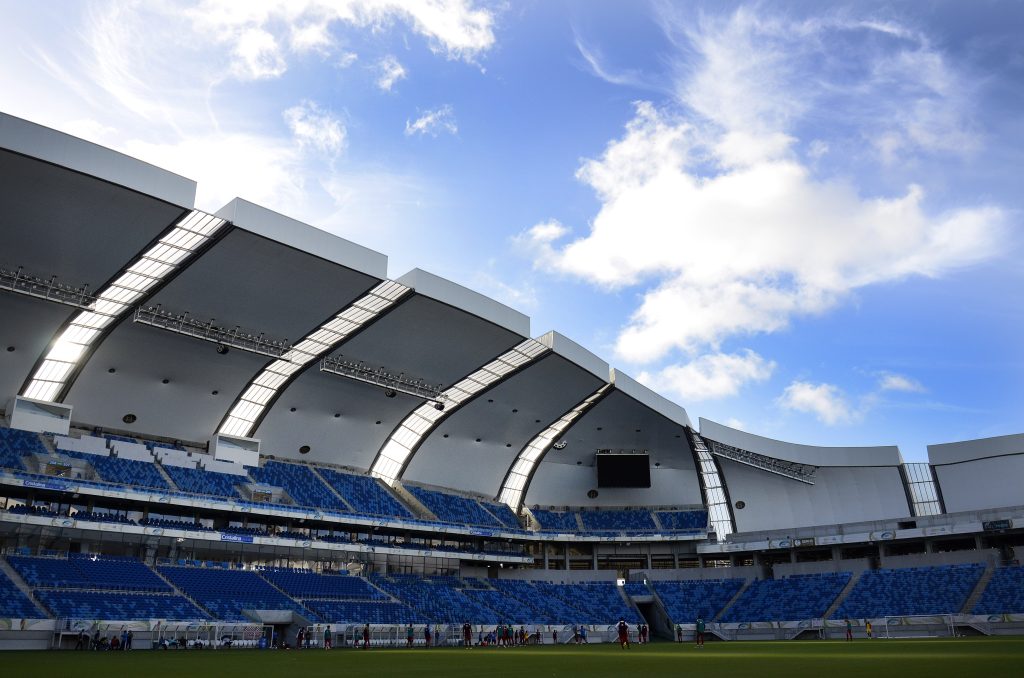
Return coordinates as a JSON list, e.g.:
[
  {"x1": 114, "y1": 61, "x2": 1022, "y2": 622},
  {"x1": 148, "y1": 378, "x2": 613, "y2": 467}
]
[
  {"x1": 405, "y1": 105, "x2": 458, "y2": 136},
  {"x1": 877, "y1": 372, "x2": 926, "y2": 393},
  {"x1": 284, "y1": 100, "x2": 347, "y2": 156},
  {"x1": 375, "y1": 54, "x2": 406, "y2": 91}
]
